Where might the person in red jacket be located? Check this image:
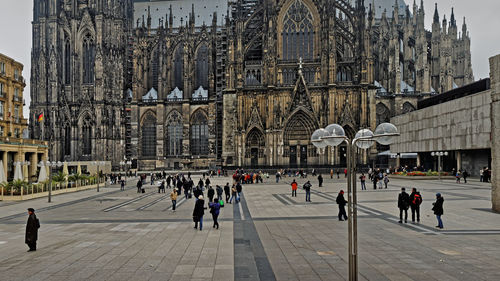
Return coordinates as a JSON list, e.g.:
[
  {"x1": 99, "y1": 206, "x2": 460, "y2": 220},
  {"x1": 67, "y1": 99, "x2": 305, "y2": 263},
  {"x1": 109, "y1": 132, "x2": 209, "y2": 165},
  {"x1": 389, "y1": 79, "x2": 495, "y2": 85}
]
[{"x1": 291, "y1": 179, "x2": 298, "y2": 197}]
